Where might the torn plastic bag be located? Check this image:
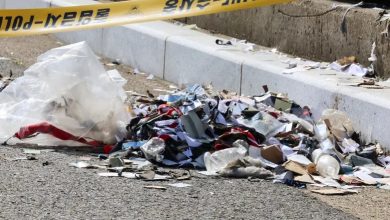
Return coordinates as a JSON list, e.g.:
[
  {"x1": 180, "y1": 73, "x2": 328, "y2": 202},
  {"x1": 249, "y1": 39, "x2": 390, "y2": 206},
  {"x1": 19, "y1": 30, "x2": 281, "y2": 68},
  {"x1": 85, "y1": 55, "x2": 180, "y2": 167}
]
[
  {"x1": 237, "y1": 112, "x2": 283, "y2": 137},
  {"x1": 330, "y1": 62, "x2": 368, "y2": 77},
  {"x1": 0, "y1": 42, "x2": 129, "y2": 146},
  {"x1": 204, "y1": 146, "x2": 247, "y2": 174},
  {"x1": 220, "y1": 166, "x2": 273, "y2": 178},
  {"x1": 219, "y1": 156, "x2": 273, "y2": 178},
  {"x1": 141, "y1": 137, "x2": 166, "y2": 162}
]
